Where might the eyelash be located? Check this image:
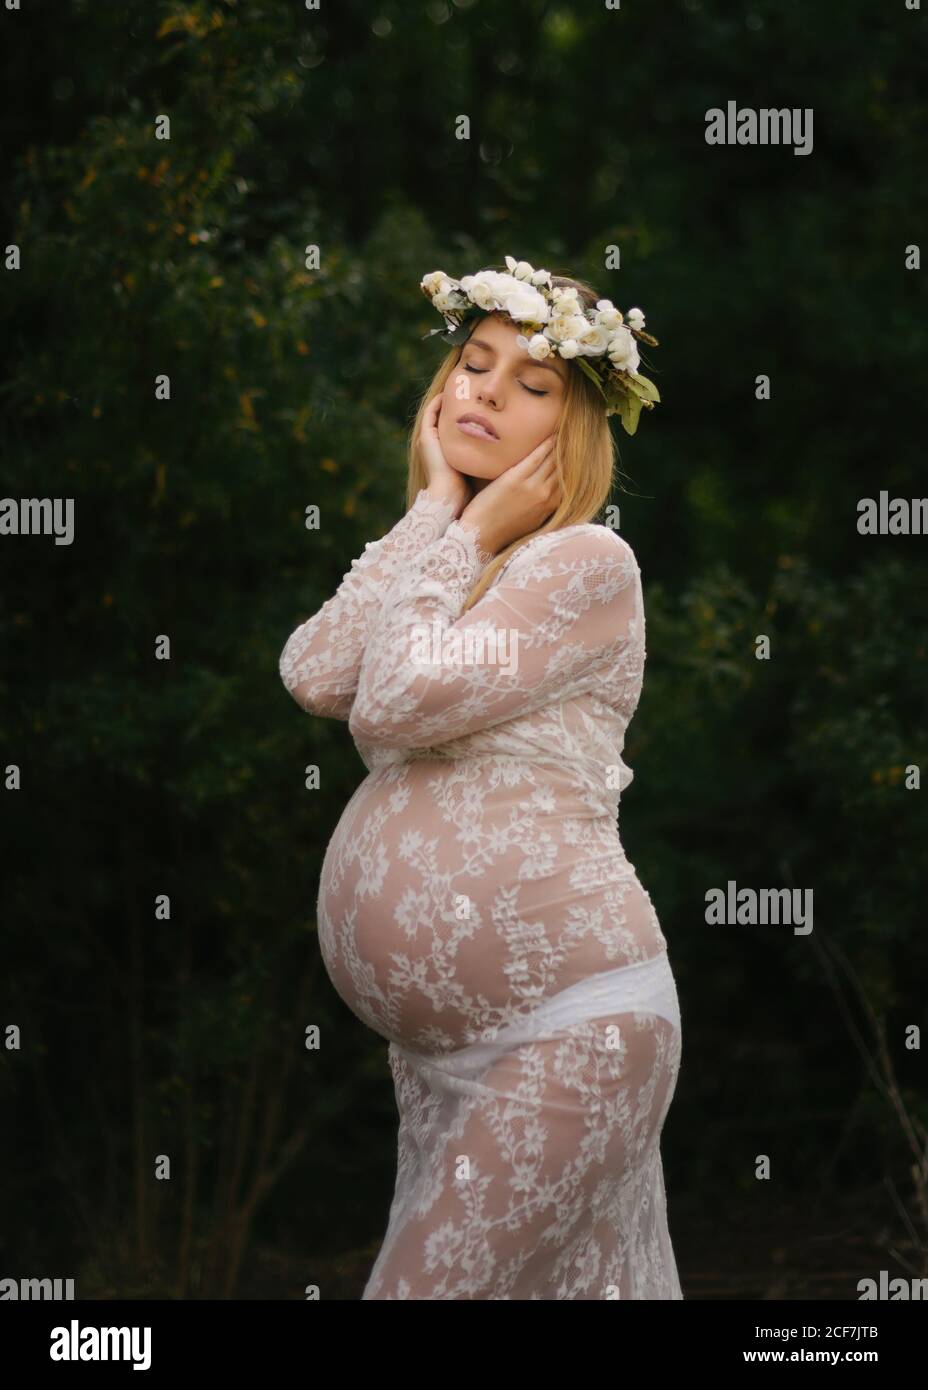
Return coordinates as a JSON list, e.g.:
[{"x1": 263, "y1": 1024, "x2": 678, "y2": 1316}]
[{"x1": 463, "y1": 363, "x2": 548, "y2": 397}]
